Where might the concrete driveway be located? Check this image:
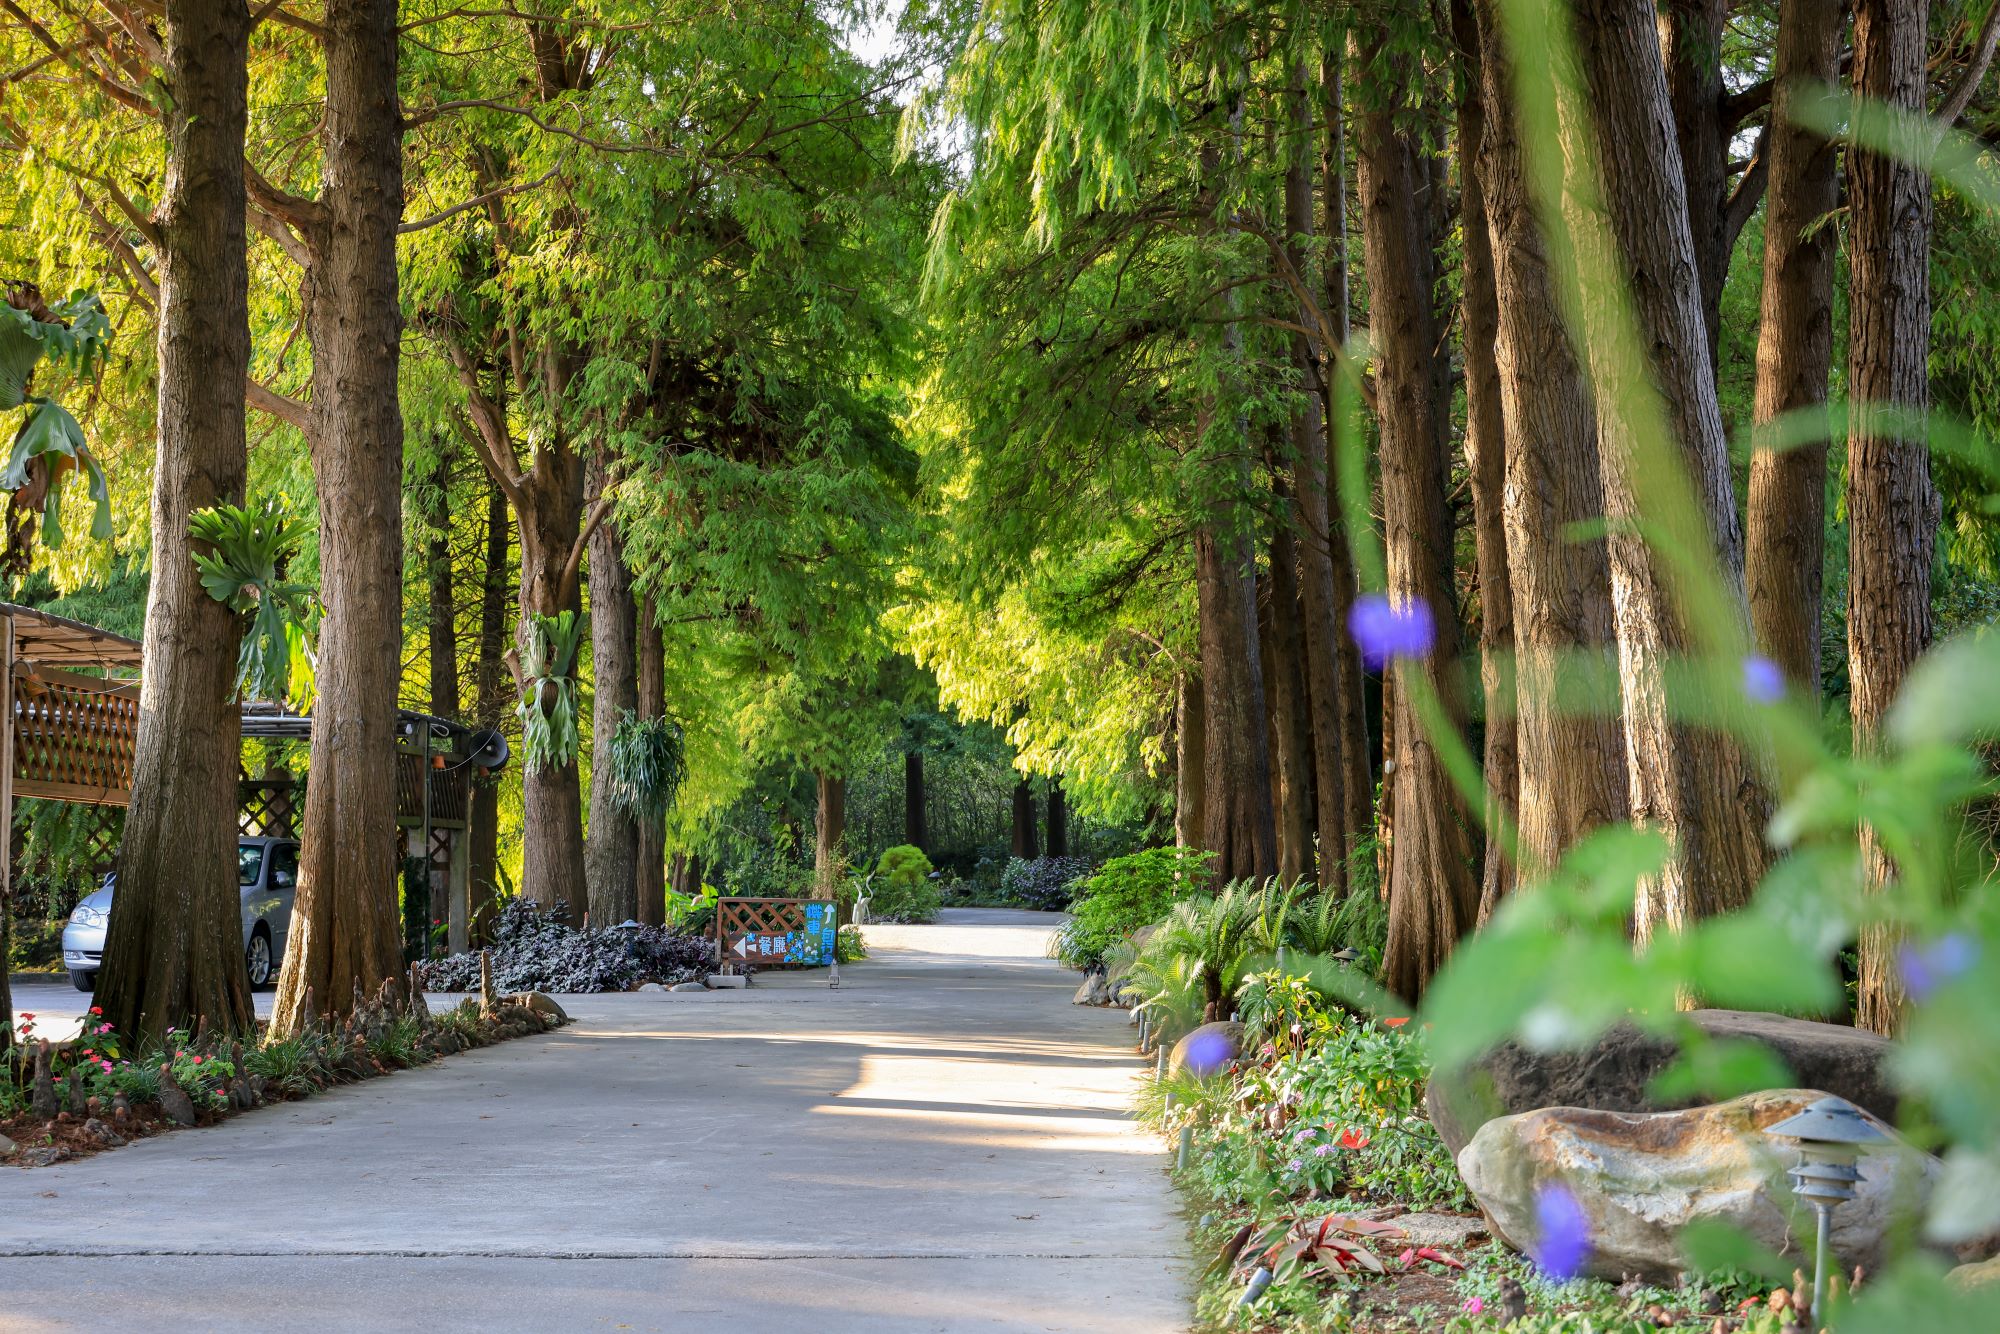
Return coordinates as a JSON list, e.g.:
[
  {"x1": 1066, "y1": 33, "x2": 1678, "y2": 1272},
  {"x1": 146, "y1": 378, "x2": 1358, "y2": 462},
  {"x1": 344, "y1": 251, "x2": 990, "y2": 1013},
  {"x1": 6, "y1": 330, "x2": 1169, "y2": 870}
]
[{"x1": 0, "y1": 910, "x2": 1189, "y2": 1333}]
